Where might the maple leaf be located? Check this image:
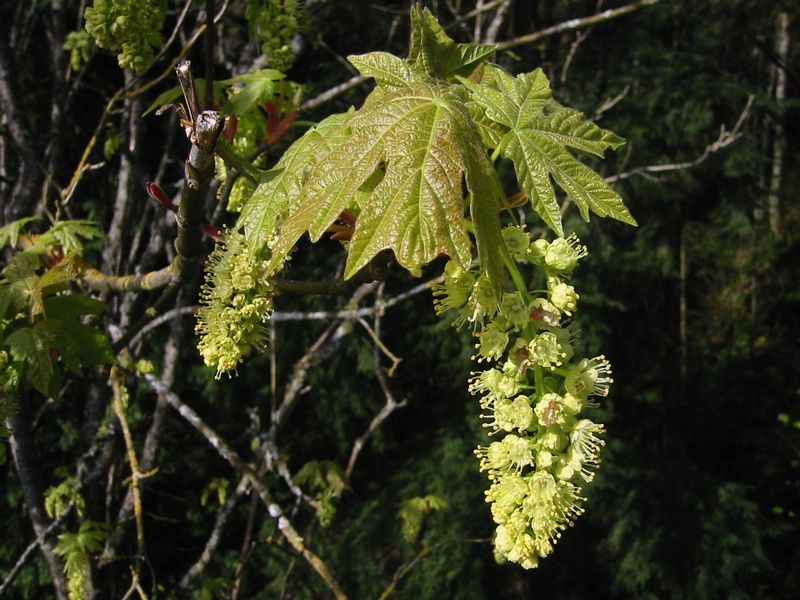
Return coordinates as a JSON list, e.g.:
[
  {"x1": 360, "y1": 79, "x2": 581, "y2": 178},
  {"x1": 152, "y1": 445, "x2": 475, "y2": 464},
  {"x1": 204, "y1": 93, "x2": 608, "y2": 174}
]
[
  {"x1": 266, "y1": 81, "x2": 503, "y2": 281},
  {"x1": 461, "y1": 65, "x2": 635, "y2": 236},
  {"x1": 237, "y1": 111, "x2": 354, "y2": 253}
]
